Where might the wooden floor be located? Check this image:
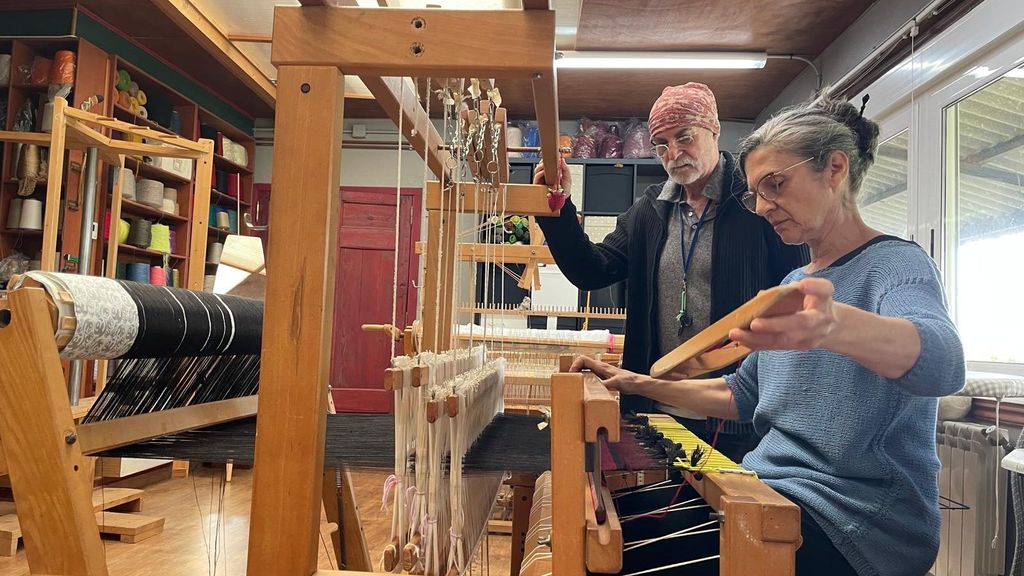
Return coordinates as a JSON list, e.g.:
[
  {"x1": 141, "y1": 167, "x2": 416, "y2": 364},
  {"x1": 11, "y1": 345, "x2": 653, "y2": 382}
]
[{"x1": 0, "y1": 465, "x2": 511, "y2": 576}]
